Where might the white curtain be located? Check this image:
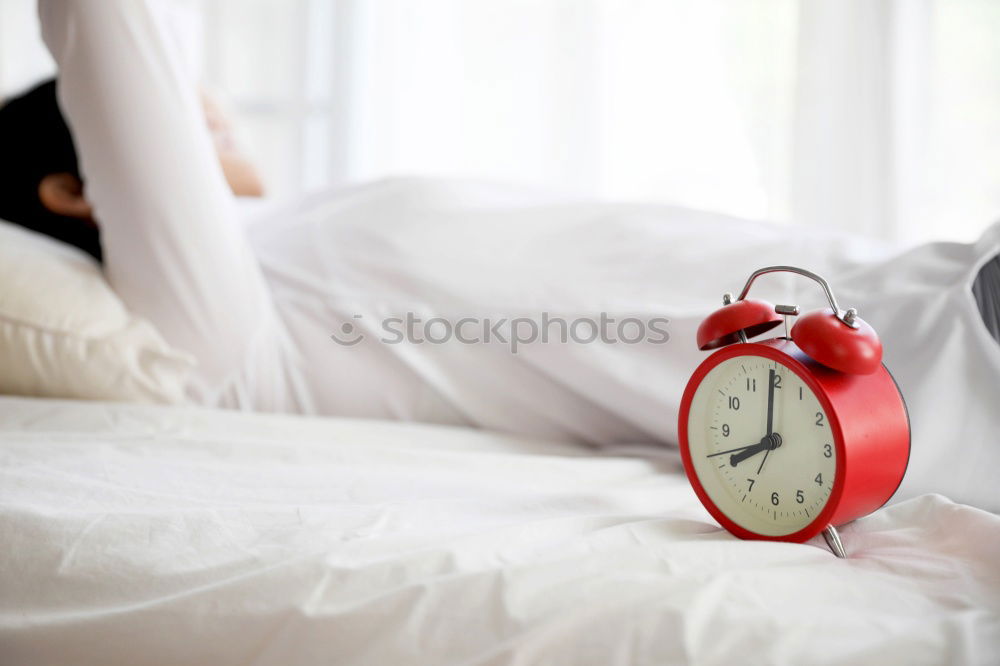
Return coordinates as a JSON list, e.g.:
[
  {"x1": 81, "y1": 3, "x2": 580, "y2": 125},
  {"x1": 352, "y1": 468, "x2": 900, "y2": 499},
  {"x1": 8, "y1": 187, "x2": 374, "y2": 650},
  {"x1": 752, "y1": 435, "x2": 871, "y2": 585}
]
[
  {"x1": 201, "y1": 0, "x2": 1000, "y2": 245},
  {"x1": 214, "y1": 0, "x2": 796, "y2": 223},
  {"x1": 0, "y1": 0, "x2": 56, "y2": 95},
  {"x1": 3, "y1": 0, "x2": 999, "y2": 245}
]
